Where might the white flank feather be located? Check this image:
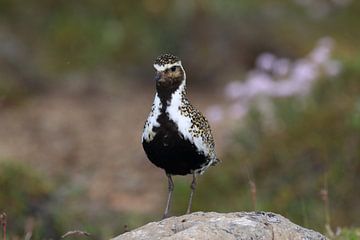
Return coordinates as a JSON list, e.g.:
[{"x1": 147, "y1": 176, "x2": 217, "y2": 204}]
[{"x1": 142, "y1": 94, "x2": 162, "y2": 142}]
